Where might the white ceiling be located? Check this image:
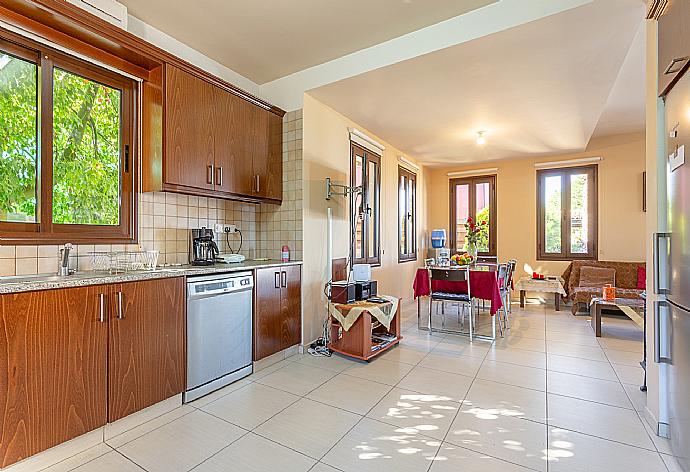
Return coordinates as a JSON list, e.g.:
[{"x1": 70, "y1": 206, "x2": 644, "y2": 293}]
[
  {"x1": 119, "y1": 0, "x2": 496, "y2": 84},
  {"x1": 308, "y1": 0, "x2": 646, "y2": 165}
]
